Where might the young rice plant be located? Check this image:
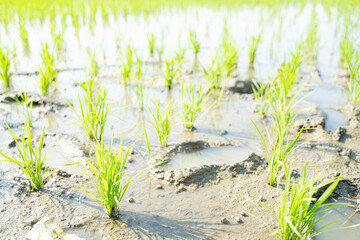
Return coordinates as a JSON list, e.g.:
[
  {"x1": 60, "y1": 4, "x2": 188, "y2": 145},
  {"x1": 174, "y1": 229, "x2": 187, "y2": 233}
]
[
  {"x1": 148, "y1": 99, "x2": 174, "y2": 147},
  {"x1": 273, "y1": 162, "x2": 348, "y2": 240},
  {"x1": 249, "y1": 33, "x2": 262, "y2": 65},
  {"x1": 147, "y1": 33, "x2": 156, "y2": 55},
  {"x1": 79, "y1": 138, "x2": 134, "y2": 216},
  {"x1": 0, "y1": 120, "x2": 54, "y2": 190},
  {"x1": 39, "y1": 43, "x2": 57, "y2": 95},
  {"x1": 69, "y1": 79, "x2": 112, "y2": 140},
  {"x1": 202, "y1": 56, "x2": 223, "y2": 89},
  {"x1": 189, "y1": 30, "x2": 200, "y2": 65},
  {"x1": 181, "y1": 83, "x2": 208, "y2": 130},
  {"x1": 0, "y1": 47, "x2": 15, "y2": 88},
  {"x1": 164, "y1": 57, "x2": 177, "y2": 90}
]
